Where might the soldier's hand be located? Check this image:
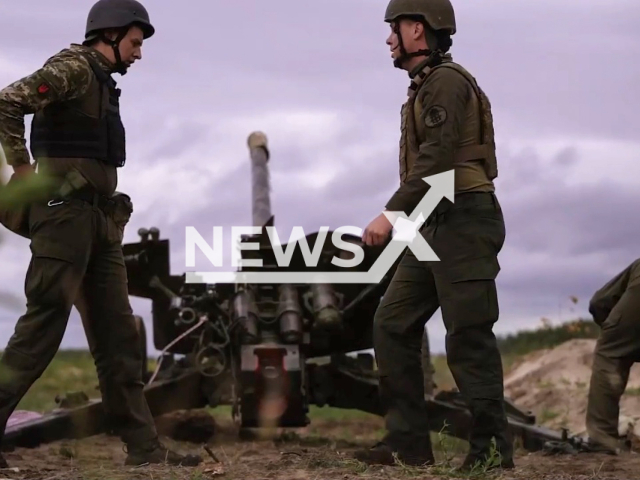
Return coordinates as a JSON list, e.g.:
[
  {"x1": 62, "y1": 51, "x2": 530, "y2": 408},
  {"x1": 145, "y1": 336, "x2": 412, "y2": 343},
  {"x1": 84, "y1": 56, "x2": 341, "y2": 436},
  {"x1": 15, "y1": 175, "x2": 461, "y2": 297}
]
[{"x1": 362, "y1": 213, "x2": 393, "y2": 246}]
